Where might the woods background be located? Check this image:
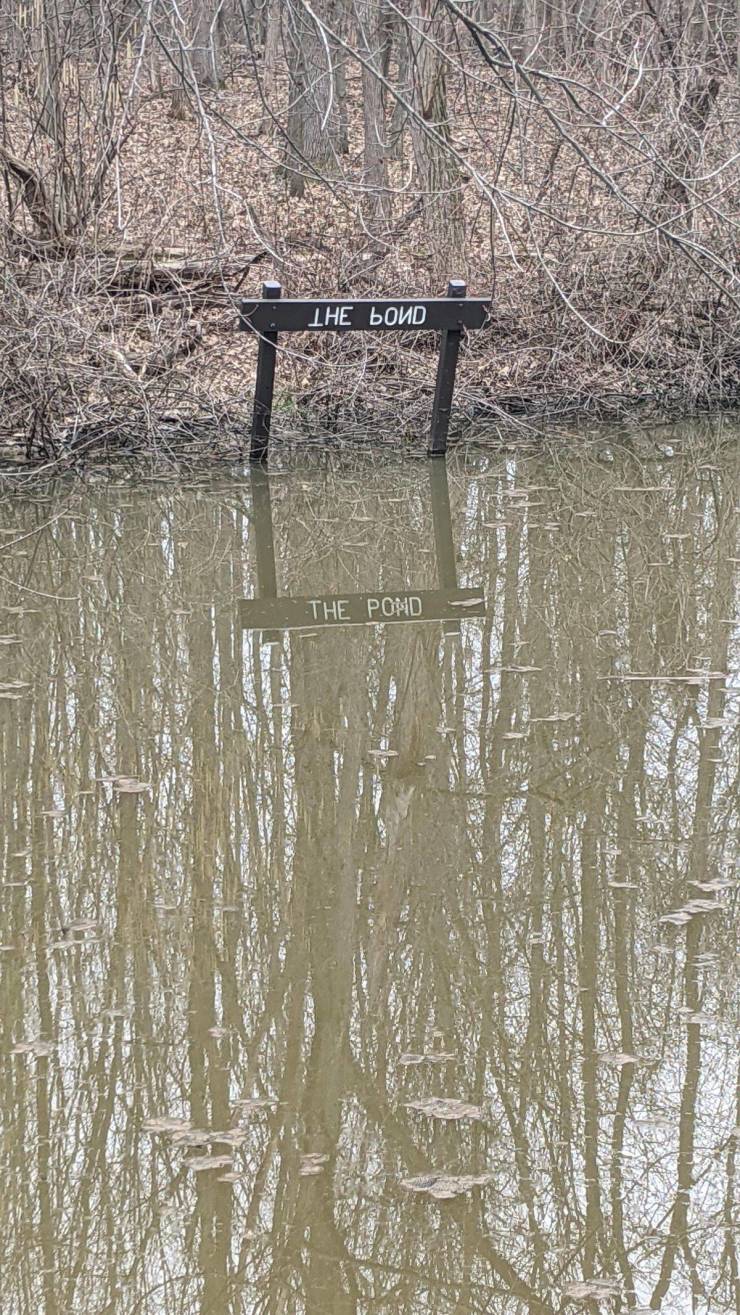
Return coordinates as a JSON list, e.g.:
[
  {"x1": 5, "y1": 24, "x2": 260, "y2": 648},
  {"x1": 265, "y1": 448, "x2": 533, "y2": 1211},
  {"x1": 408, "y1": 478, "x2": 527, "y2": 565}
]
[{"x1": 0, "y1": 0, "x2": 739, "y2": 460}]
